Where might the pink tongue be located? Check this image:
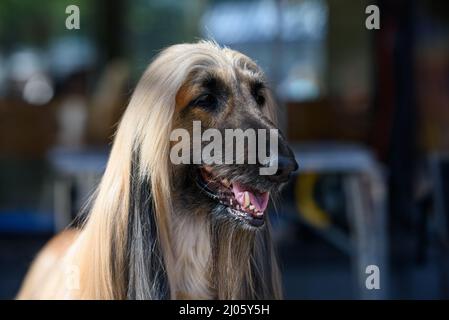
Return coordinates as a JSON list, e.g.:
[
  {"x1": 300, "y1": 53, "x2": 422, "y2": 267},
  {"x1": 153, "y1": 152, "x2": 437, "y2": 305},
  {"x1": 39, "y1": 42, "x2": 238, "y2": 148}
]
[{"x1": 232, "y1": 183, "x2": 269, "y2": 212}]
